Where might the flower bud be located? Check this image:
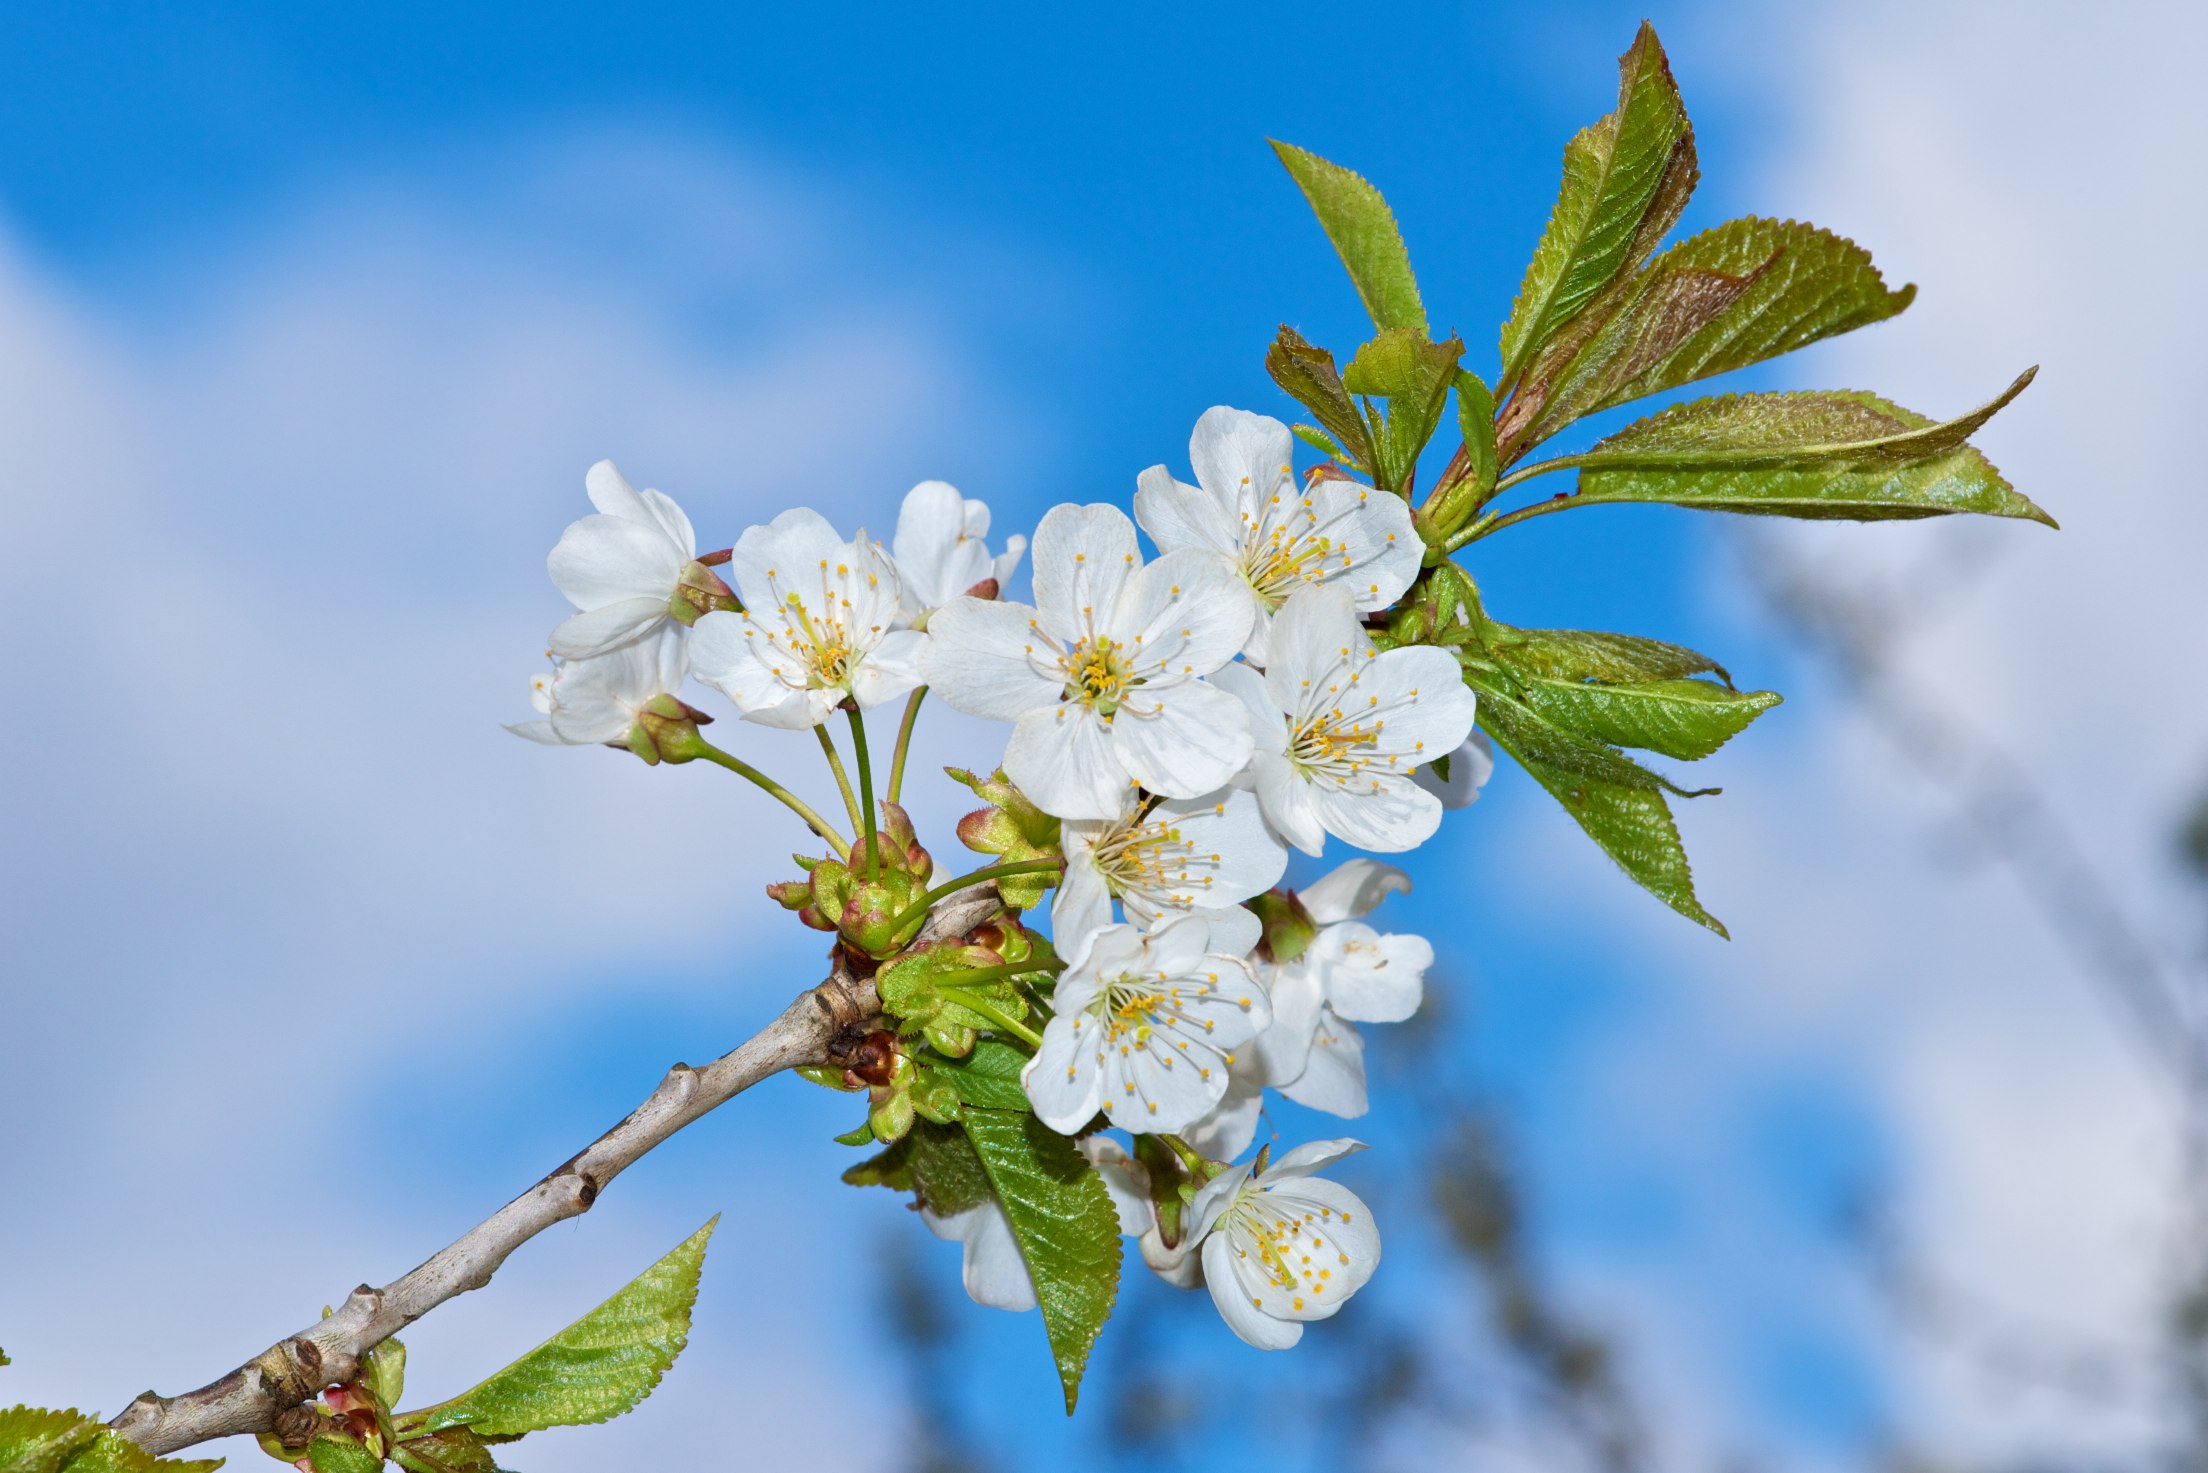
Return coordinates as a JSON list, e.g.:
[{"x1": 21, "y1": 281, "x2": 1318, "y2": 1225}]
[
  {"x1": 667, "y1": 559, "x2": 742, "y2": 624},
  {"x1": 838, "y1": 871, "x2": 927, "y2": 958},
  {"x1": 769, "y1": 856, "x2": 853, "y2": 932},
  {"x1": 868, "y1": 1085, "x2": 916, "y2": 1143},
  {"x1": 635, "y1": 694, "x2": 715, "y2": 764}
]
